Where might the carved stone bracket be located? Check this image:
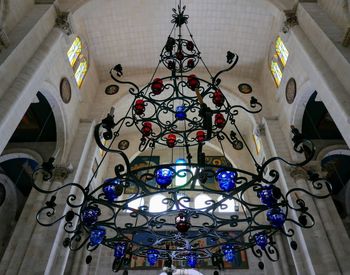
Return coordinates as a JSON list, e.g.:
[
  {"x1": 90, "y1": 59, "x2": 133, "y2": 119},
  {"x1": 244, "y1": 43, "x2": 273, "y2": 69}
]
[
  {"x1": 55, "y1": 7, "x2": 72, "y2": 35},
  {"x1": 282, "y1": 7, "x2": 298, "y2": 33},
  {"x1": 289, "y1": 167, "x2": 308, "y2": 181},
  {"x1": 254, "y1": 123, "x2": 265, "y2": 137},
  {"x1": 52, "y1": 166, "x2": 72, "y2": 182}
]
